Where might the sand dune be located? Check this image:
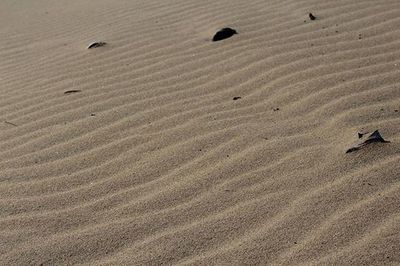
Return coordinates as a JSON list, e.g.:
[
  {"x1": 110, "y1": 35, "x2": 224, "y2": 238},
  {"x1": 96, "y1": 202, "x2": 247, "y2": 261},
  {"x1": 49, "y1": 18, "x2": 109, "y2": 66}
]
[{"x1": 1, "y1": 0, "x2": 399, "y2": 264}]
